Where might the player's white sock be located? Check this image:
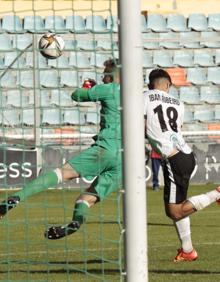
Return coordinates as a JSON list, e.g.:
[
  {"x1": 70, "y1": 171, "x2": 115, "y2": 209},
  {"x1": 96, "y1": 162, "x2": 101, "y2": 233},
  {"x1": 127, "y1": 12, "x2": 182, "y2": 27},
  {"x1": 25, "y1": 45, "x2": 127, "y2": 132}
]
[
  {"x1": 174, "y1": 217, "x2": 193, "y2": 253},
  {"x1": 188, "y1": 189, "x2": 220, "y2": 211}
]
